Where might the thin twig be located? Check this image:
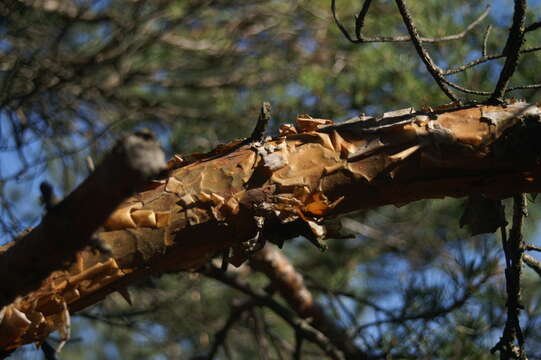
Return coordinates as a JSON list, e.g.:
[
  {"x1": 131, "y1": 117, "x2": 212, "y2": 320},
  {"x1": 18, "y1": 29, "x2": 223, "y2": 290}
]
[
  {"x1": 508, "y1": 83, "x2": 541, "y2": 91},
  {"x1": 394, "y1": 0, "x2": 459, "y2": 103},
  {"x1": 85, "y1": 156, "x2": 95, "y2": 173},
  {"x1": 443, "y1": 46, "x2": 541, "y2": 75},
  {"x1": 523, "y1": 254, "x2": 541, "y2": 277},
  {"x1": 441, "y1": 78, "x2": 492, "y2": 95},
  {"x1": 294, "y1": 330, "x2": 304, "y2": 360},
  {"x1": 331, "y1": 1, "x2": 490, "y2": 44},
  {"x1": 525, "y1": 244, "x2": 541, "y2": 252},
  {"x1": 39, "y1": 182, "x2": 58, "y2": 212},
  {"x1": 482, "y1": 25, "x2": 492, "y2": 57}
]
